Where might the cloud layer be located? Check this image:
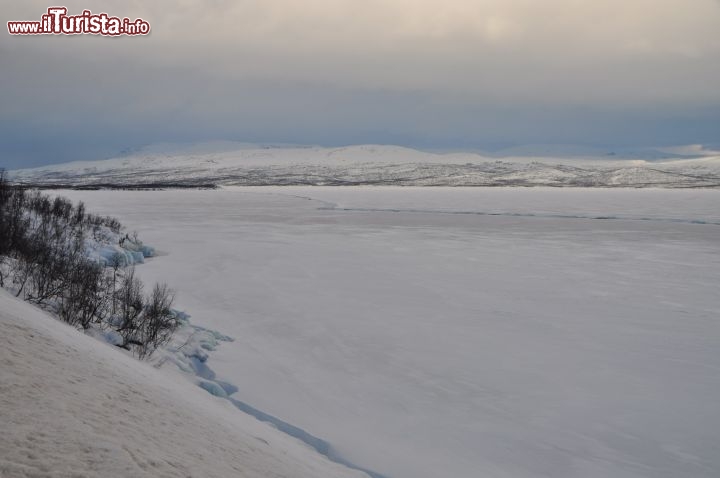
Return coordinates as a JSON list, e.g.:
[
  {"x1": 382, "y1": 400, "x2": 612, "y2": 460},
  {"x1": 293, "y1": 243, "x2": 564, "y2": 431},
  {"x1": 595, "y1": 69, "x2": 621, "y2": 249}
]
[{"x1": 2, "y1": 0, "x2": 719, "y2": 167}]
